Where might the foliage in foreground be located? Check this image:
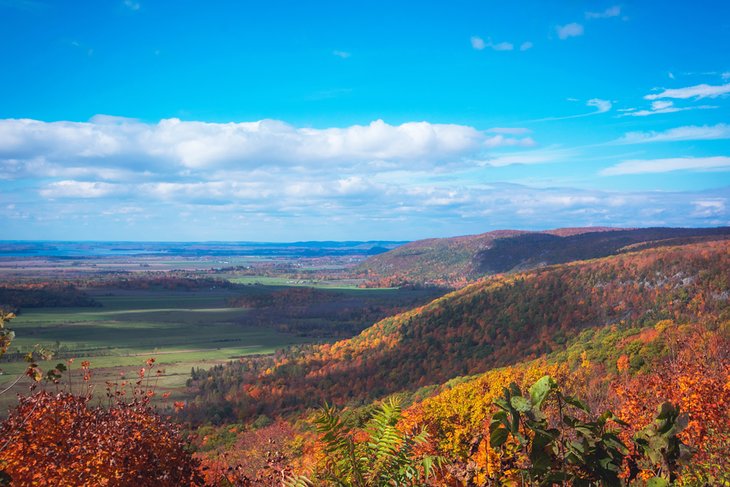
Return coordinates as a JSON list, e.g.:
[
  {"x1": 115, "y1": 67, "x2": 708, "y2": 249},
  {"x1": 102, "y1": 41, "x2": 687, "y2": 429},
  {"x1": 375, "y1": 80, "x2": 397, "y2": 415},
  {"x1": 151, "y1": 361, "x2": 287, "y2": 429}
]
[
  {"x1": 489, "y1": 376, "x2": 692, "y2": 486},
  {"x1": 287, "y1": 397, "x2": 443, "y2": 487},
  {"x1": 0, "y1": 362, "x2": 203, "y2": 486},
  {"x1": 278, "y1": 376, "x2": 697, "y2": 487}
]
